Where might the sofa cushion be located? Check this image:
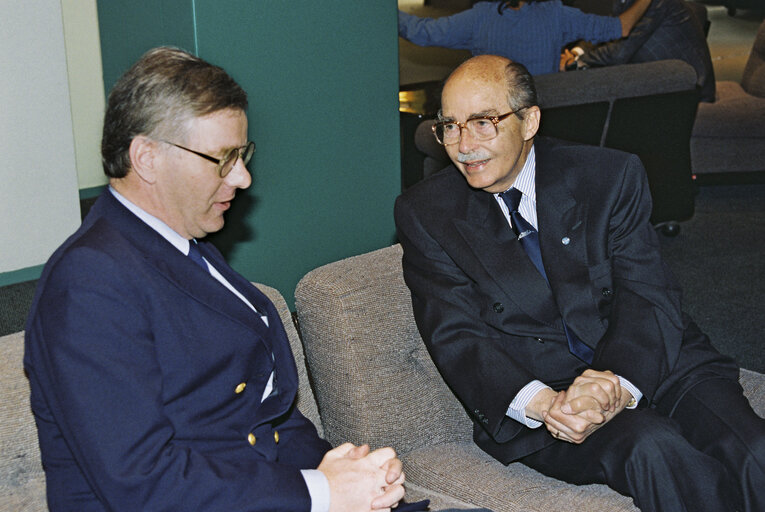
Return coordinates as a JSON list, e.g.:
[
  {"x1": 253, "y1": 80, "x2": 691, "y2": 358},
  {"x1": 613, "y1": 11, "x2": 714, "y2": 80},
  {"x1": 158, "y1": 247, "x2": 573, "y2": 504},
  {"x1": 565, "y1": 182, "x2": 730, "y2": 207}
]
[
  {"x1": 0, "y1": 331, "x2": 47, "y2": 510},
  {"x1": 742, "y1": 20, "x2": 765, "y2": 98},
  {"x1": 296, "y1": 245, "x2": 474, "y2": 454},
  {"x1": 692, "y1": 80, "x2": 765, "y2": 138},
  {"x1": 403, "y1": 442, "x2": 638, "y2": 512}
]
